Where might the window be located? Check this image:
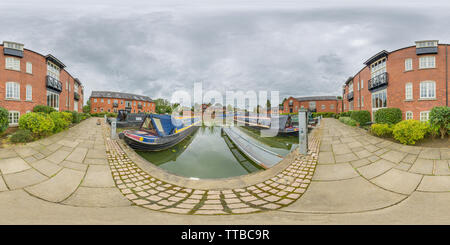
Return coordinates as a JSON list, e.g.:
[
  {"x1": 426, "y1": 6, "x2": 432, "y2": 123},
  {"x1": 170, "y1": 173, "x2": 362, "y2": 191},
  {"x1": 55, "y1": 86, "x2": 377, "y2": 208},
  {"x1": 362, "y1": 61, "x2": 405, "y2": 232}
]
[
  {"x1": 406, "y1": 111, "x2": 413, "y2": 120},
  {"x1": 405, "y1": 83, "x2": 413, "y2": 100},
  {"x1": 349, "y1": 102, "x2": 353, "y2": 111},
  {"x1": 309, "y1": 101, "x2": 316, "y2": 110},
  {"x1": 357, "y1": 98, "x2": 360, "y2": 107},
  {"x1": 361, "y1": 96, "x2": 364, "y2": 107},
  {"x1": 321, "y1": 104, "x2": 325, "y2": 110},
  {"x1": 125, "y1": 101, "x2": 132, "y2": 107},
  {"x1": 47, "y1": 61, "x2": 60, "y2": 80},
  {"x1": 420, "y1": 111, "x2": 430, "y2": 122},
  {"x1": 372, "y1": 89, "x2": 387, "y2": 109},
  {"x1": 371, "y1": 58, "x2": 386, "y2": 78},
  {"x1": 74, "y1": 83, "x2": 78, "y2": 93},
  {"x1": 361, "y1": 80, "x2": 364, "y2": 89},
  {"x1": 108, "y1": 99, "x2": 111, "y2": 104},
  {"x1": 357, "y1": 81, "x2": 359, "y2": 91},
  {"x1": 25, "y1": 62, "x2": 33, "y2": 74},
  {"x1": 330, "y1": 104, "x2": 334, "y2": 109},
  {"x1": 47, "y1": 90, "x2": 60, "y2": 111},
  {"x1": 404, "y1": 58, "x2": 412, "y2": 71},
  {"x1": 419, "y1": 56, "x2": 435, "y2": 69},
  {"x1": 114, "y1": 99, "x2": 118, "y2": 103},
  {"x1": 349, "y1": 82, "x2": 353, "y2": 93},
  {"x1": 3, "y1": 41, "x2": 24, "y2": 51},
  {"x1": 416, "y1": 40, "x2": 438, "y2": 48},
  {"x1": 26, "y1": 85, "x2": 32, "y2": 101},
  {"x1": 94, "y1": 108, "x2": 97, "y2": 112},
  {"x1": 94, "y1": 98, "x2": 97, "y2": 103},
  {"x1": 74, "y1": 101, "x2": 78, "y2": 111},
  {"x1": 420, "y1": 81, "x2": 436, "y2": 99},
  {"x1": 6, "y1": 82, "x2": 20, "y2": 100},
  {"x1": 100, "y1": 108, "x2": 103, "y2": 112},
  {"x1": 8, "y1": 111, "x2": 20, "y2": 125},
  {"x1": 5, "y1": 57, "x2": 20, "y2": 71},
  {"x1": 101, "y1": 98, "x2": 104, "y2": 103}
]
